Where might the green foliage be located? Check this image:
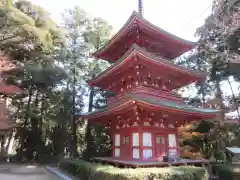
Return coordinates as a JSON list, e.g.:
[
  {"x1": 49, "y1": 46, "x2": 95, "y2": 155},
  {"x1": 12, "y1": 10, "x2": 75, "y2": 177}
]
[
  {"x1": 0, "y1": 1, "x2": 113, "y2": 162},
  {"x1": 212, "y1": 164, "x2": 240, "y2": 180},
  {"x1": 0, "y1": 0, "x2": 65, "y2": 55},
  {"x1": 178, "y1": 0, "x2": 240, "y2": 160},
  {"x1": 59, "y1": 159, "x2": 209, "y2": 180}
]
